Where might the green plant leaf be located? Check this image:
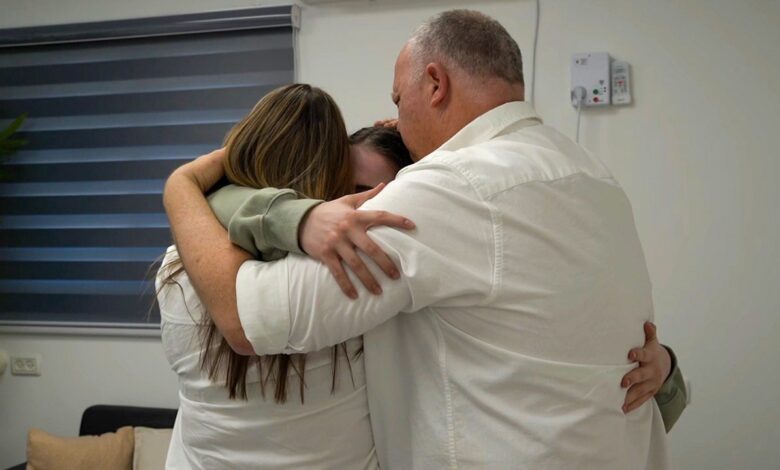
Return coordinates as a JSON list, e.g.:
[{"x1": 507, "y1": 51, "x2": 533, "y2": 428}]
[
  {"x1": 0, "y1": 138, "x2": 28, "y2": 148},
  {"x1": 0, "y1": 113, "x2": 27, "y2": 141}
]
